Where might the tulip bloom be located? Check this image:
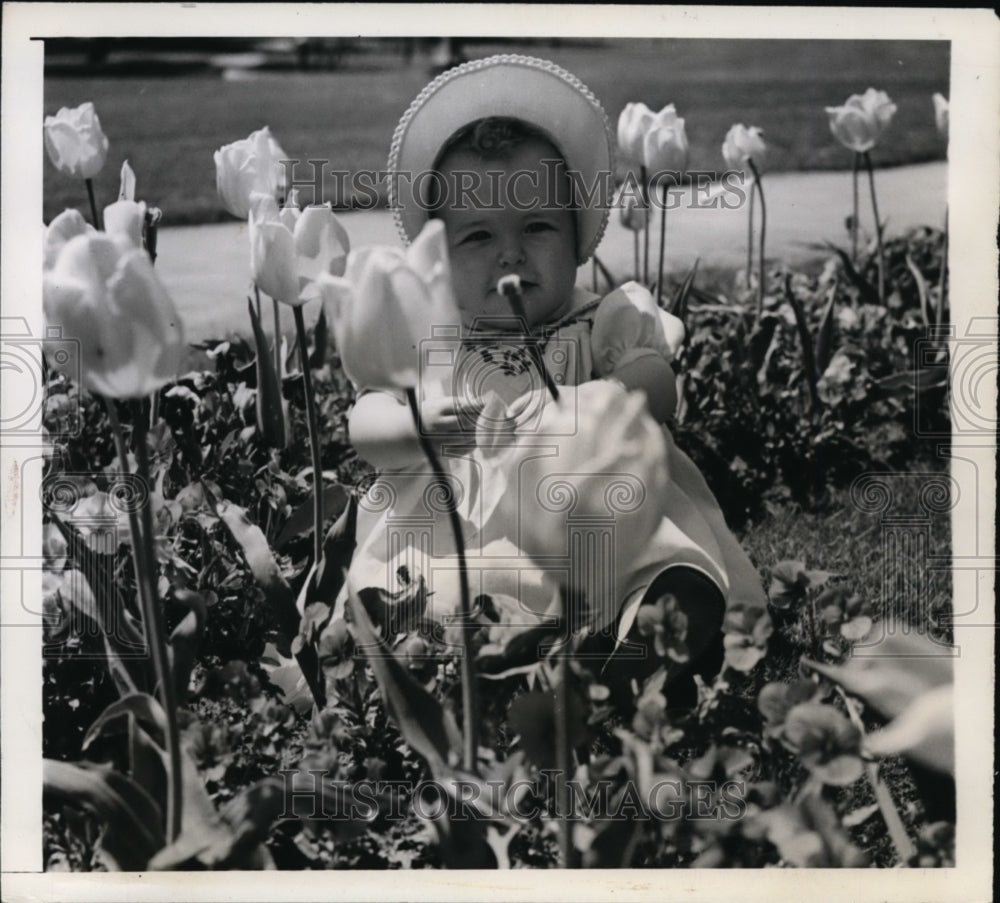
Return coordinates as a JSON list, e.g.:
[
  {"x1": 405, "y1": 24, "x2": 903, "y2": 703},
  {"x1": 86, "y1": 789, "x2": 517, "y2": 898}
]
[
  {"x1": 722, "y1": 123, "x2": 766, "y2": 175},
  {"x1": 616, "y1": 102, "x2": 656, "y2": 165},
  {"x1": 932, "y1": 93, "x2": 949, "y2": 140},
  {"x1": 43, "y1": 102, "x2": 110, "y2": 180},
  {"x1": 103, "y1": 199, "x2": 147, "y2": 249},
  {"x1": 723, "y1": 124, "x2": 768, "y2": 309},
  {"x1": 214, "y1": 126, "x2": 289, "y2": 220},
  {"x1": 248, "y1": 192, "x2": 350, "y2": 306},
  {"x1": 318, "y1": 219, "x2": 461, "y2": 391},
  {"x1": 43, "y1": 209, "x2": 94, "y2": 271},
  {"x1": 825, "y1": 88, "x2": 897, "y2": 153},
  {"x1": 642, "y1": 104, "x2": 689, "y2": 180},
  {"x1": 43, "y1": 232, "x2": 186, "y2": 398},
  {"x1": 480, "y1": 380, "x2": 669, "y2": 590}
]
